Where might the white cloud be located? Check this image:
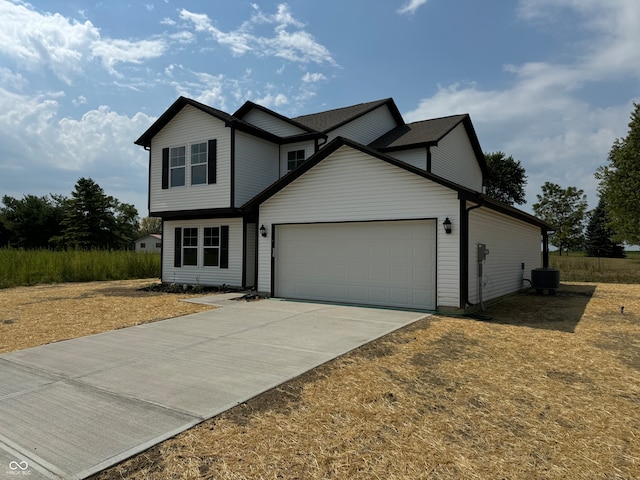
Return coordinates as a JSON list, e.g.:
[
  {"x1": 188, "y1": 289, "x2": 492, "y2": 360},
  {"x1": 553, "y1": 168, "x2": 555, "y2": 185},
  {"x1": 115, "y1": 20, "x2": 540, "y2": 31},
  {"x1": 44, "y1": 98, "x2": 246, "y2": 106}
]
[
  {"x1": 254, "y1": 92, "x2": 289, "y2": 109},
  {"x1": 0, "y1": 0, "x2": 170, "y2": 82},
  {"x1": 179, "y1": 4, "x2": 337, "y2": 66},
  {"x1": 0, "y1": 0, "x2": 99, "y2": 84},
  {"x1": 56, "y1": 106, "x2": 153, "y2": 170},
  {"x1": 0, "y1": 85, "x2": 155, "y2": 213},
  {"x1": 72, "y1": 95, "x2": 87, "y2": 106},
  {"x1": 404, "y1": 1, "x2": 640, "y2": 210},
  {"x1": 91, "y1": 38, "x2": 167, "y2": 75},
  {"x1": 302, "y1": 72, "x2": 326, "y2": 83},
  {"x1": 397, "y1": 0, "x2": 428, "y2": 16},
  {"x1": 0, "y1": 67, "x2": 27, "y2": 90}
]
